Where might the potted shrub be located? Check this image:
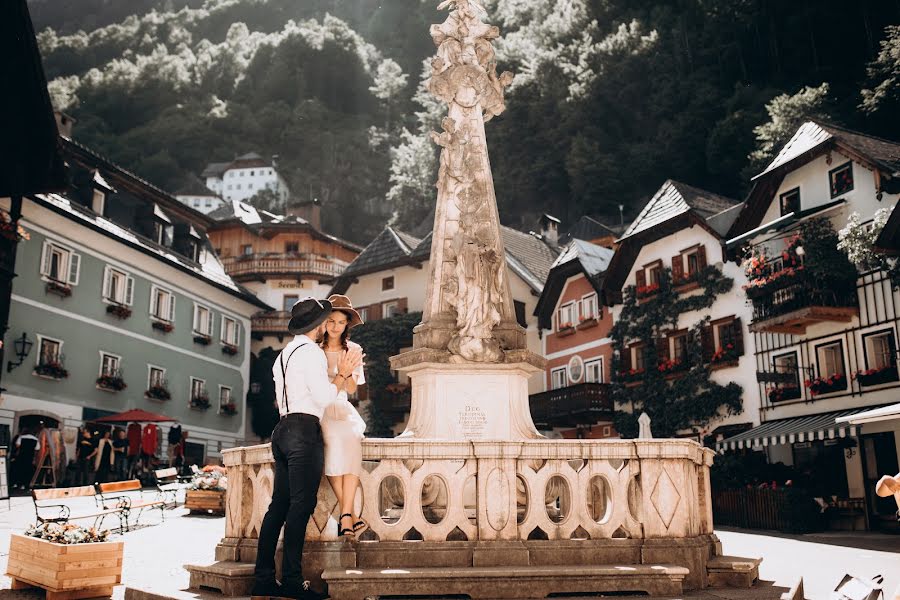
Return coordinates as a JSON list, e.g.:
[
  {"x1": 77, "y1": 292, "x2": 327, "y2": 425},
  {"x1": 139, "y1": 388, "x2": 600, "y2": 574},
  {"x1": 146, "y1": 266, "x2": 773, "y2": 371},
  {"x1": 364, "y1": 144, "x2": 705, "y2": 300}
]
[
  {"x1": 185, "y1": 465, "x2": 227, "y2": 515},
  {"x1": 7, "y1": 523, "x2": 123, "y2": 598}
]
